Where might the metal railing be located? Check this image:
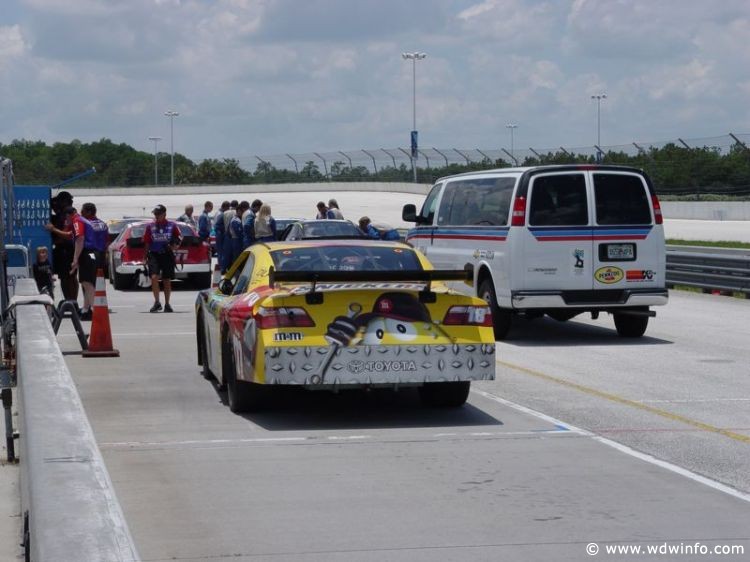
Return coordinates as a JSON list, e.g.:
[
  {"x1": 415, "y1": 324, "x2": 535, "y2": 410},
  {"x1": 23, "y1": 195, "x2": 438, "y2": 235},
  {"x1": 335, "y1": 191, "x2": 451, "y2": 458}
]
[{"x1": 666, "y1": 246, "x2": 750, "y2": 296}]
